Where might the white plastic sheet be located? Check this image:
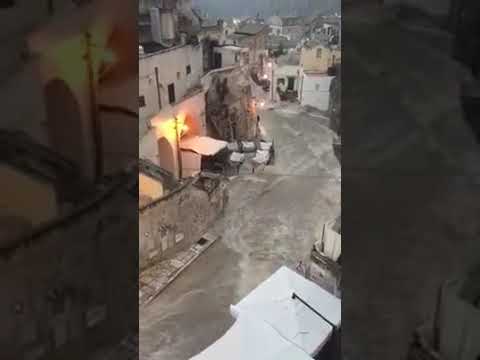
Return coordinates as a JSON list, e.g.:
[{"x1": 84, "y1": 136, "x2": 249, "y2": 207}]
[
  {"x1": 231, "y1": 266, "x2": 341, "y2": 355},
  {"x1": 190, "y1": 313, "x2": 313, "y2": 360}
]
